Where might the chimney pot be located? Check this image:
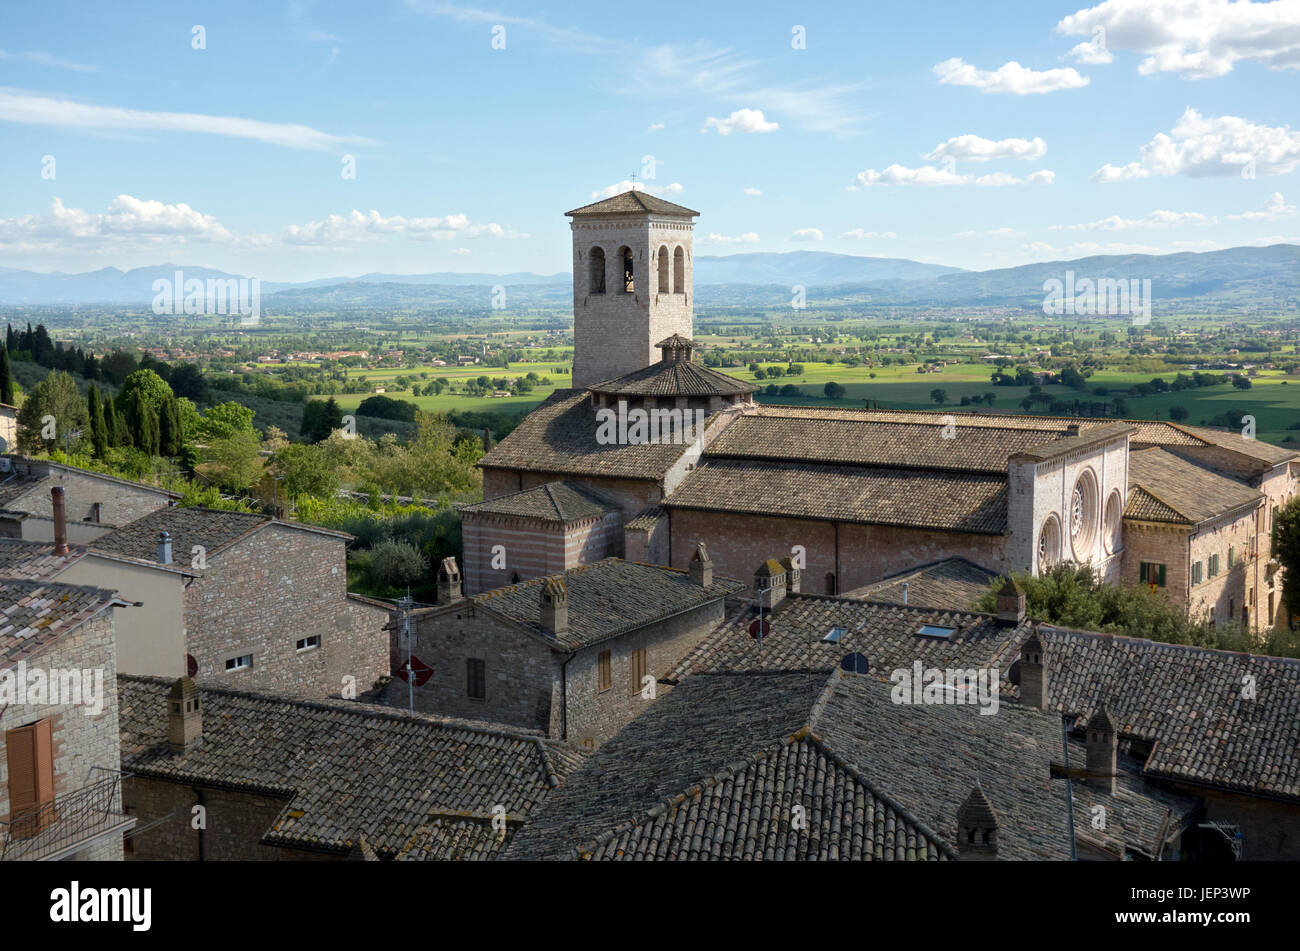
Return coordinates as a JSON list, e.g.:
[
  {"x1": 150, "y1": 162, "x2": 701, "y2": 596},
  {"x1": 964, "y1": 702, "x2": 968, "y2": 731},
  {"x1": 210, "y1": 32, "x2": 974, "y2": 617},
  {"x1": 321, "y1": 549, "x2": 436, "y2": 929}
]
[
  {"x1": 1085, "y1": 705, "x2": 1117, "y2": 794},
  {"x1": 50, "y1": 486, "x2": 67, "y2": 555},
  {"x1": 167, "y1": 676, "x2": 202, "y2": 753},
  {"x1": 689, "y1": 542, "x2": 713, "y2": 587},
  {"x1": 754, "y1": 558, "x2": 788, "y2": 610},
  {"x1": 437, "y1": 556, "x2": 463, "y2": 603},
  {"x1": 540, "y1": 576, "x2": 568, "y2": 634},
  {"x1": 995, "y1": 577, "x2": 1026, "y2": 625},
  {"x1": 158, "y1": 530, "x2": 173, "y2": 565}
]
